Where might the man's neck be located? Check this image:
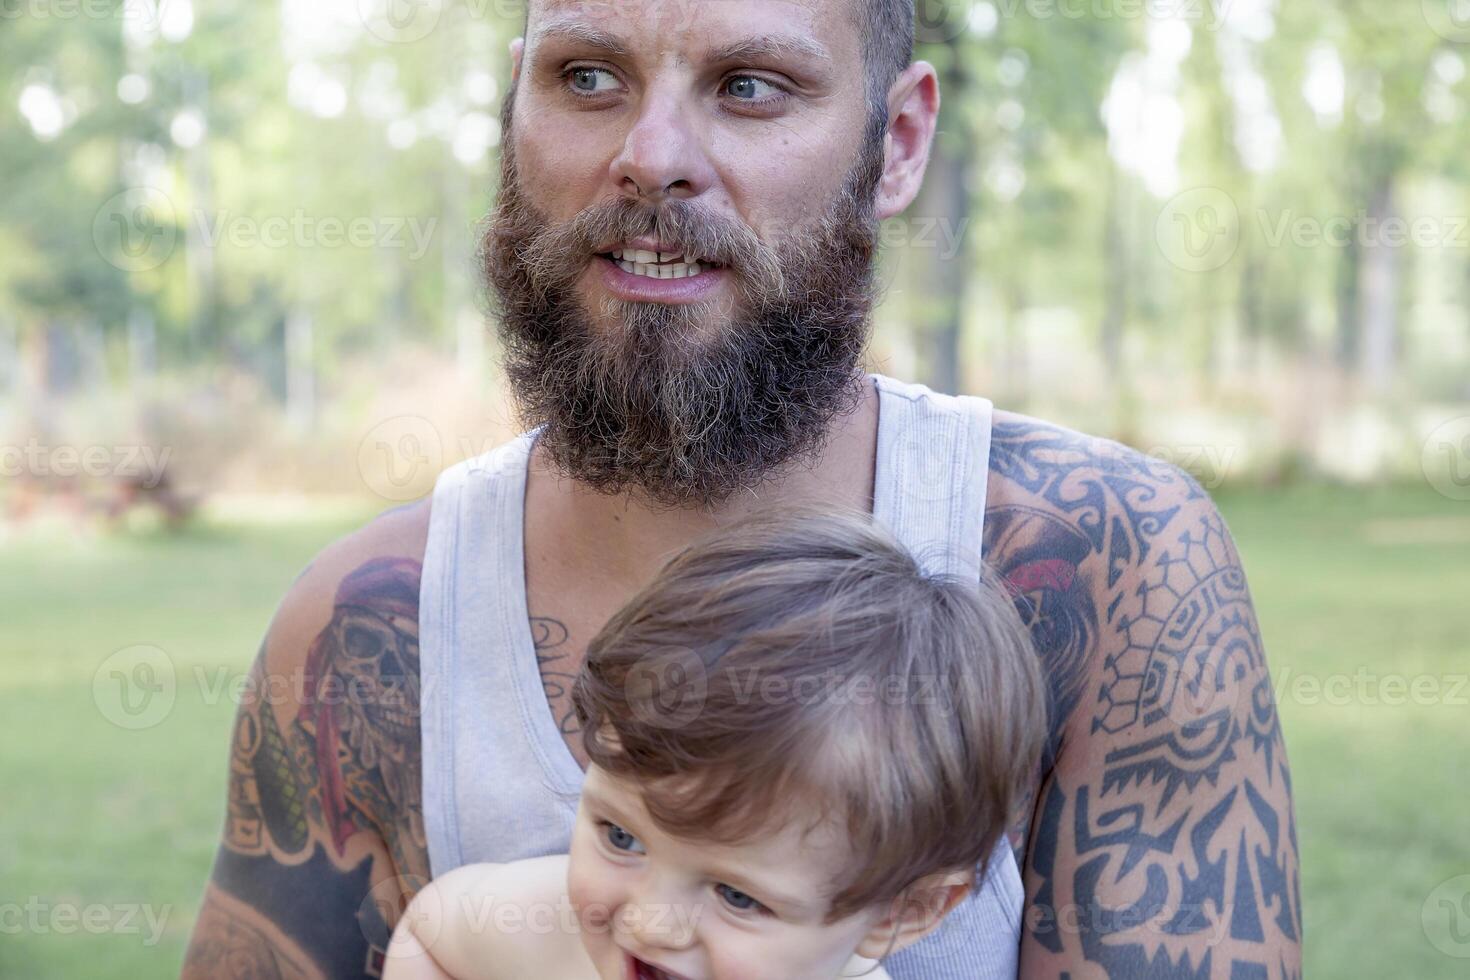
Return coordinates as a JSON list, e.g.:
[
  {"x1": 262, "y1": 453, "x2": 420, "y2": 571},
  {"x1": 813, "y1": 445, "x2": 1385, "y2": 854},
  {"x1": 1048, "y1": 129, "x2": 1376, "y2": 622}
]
[{"x1": 524, "y1": 372, "x2": 881, "y2": 587}]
